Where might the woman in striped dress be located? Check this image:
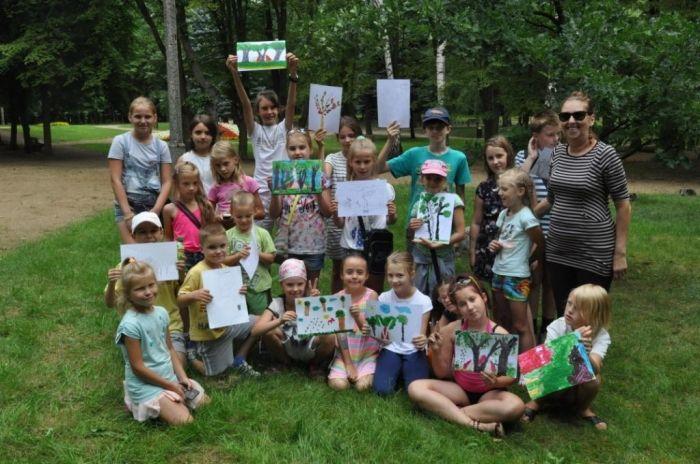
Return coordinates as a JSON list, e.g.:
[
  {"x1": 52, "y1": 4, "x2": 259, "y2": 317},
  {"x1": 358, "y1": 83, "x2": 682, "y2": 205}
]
[
  {"x1": 324, "y1": 117, "x2": 363, "y2": 293},
  {"x1": 534, "y1": 91, "x2": 631, "y2": 317}
]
